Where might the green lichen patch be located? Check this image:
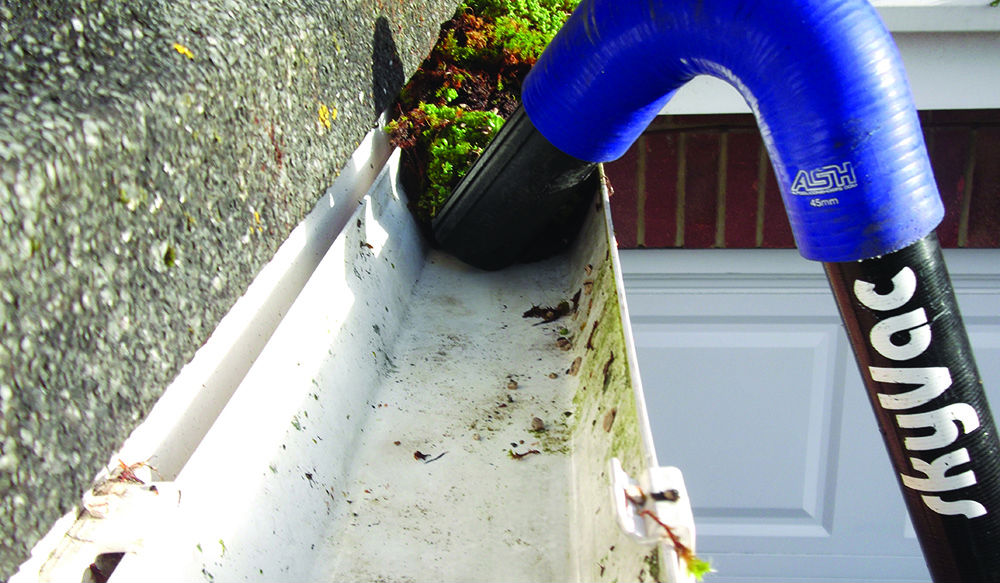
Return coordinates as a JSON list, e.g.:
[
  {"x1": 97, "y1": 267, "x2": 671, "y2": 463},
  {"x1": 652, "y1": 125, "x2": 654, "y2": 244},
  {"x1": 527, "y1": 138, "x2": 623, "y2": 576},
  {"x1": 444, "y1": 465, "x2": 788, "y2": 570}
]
[{"x1": 162, "y1": 243, "x2": 177, "y2": 268}]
